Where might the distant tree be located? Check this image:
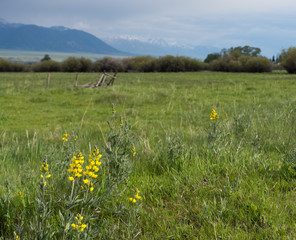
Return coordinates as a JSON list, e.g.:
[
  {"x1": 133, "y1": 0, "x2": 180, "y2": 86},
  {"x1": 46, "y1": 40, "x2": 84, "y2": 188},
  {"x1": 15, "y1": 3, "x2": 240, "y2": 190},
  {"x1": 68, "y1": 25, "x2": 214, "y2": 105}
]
[
  {"x1": 204, "y1": 53, "x2": 220, "y2": 63},
  {"x1": 0, "y1": 58, "x2": 11, "y2": 72},
  {"x1": 79, "y1": 57, "x2": 92, "y2": 72},
  {"x1": 33, "y1": 60, "x2": 61, "y2": 72},
  {"x1": 41, "y1": 54, "x2": 51, "y2": 62},
  {"x1": 245, "y1": 57, "x2": 271, "y2": 72},
  {"x1": 220, "y1": 46, "x2": 261, "y2": 57},
  {"x1": 281, "y1": 47, "x2": 296, "y2": 73},
  {"x1": 99, "y1": 57, "x2": 123, "y2": 72},
  {"x1": 62, "y1": 57, "x2": 82, "y2": 72}
]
